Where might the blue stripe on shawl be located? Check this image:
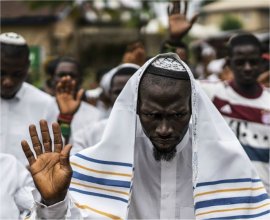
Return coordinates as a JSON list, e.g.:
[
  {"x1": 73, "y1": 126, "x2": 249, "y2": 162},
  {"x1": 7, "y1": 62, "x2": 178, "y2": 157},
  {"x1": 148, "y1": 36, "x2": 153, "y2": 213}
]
[
  {"x1": 75, "y1": 153, "x2": 133, "y2": 167},
  {"x1": 72, "y1": 171, "x2": 131, "y2": 188},
  {"x1": 208, "y1": 210, "x2": 270, "y2": 219},
  {"x1": 196, "y1": 178, "x2": 261, "y2": 187},
  {"x1": 242, "y1": 144, "x2": 269, "y2": 163},
  {"x1": 69, "y1": 187, "x2": 128, "y2": 203},
  {"x1": 195, "y1": 193, "x2": 269, "y2": 210}
]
